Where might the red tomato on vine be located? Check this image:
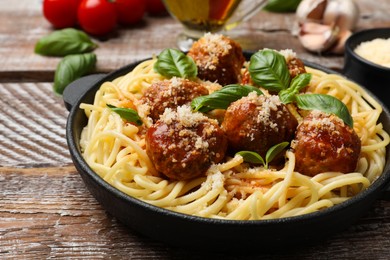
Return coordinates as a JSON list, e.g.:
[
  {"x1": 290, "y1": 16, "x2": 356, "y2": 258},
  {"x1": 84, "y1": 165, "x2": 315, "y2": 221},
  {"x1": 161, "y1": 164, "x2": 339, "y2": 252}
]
[
  {"x1": 77, "y1": 0, "x2": 117, "y2": 36},
  {"x1": 43, "y1": 0, "x2": 81, "y2": 28},
  {"x1": 114, "y1": 0, "x2": 146, "y2": 25}
]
